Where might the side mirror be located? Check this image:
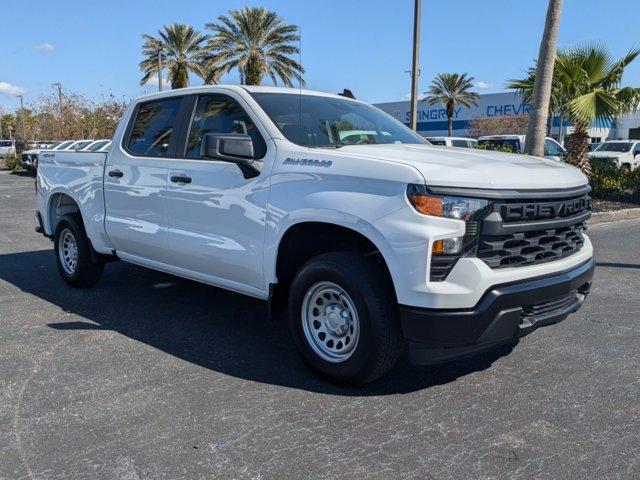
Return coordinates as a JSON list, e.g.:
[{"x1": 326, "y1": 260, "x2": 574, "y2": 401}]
[{"x1": 203, "y1": 133, "x2": 255, "y2": 164}]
